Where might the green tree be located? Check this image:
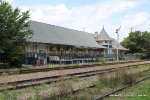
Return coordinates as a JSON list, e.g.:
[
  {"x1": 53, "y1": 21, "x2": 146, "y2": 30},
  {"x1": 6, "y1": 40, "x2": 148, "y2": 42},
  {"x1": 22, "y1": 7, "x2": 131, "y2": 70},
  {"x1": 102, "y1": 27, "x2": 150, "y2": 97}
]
[
  {"x1": 121, "y1": 31, "x2": 150, "y2": 59},
  {"x1": 0, "y1": 1, "x2": 32, "y2": 67}
]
